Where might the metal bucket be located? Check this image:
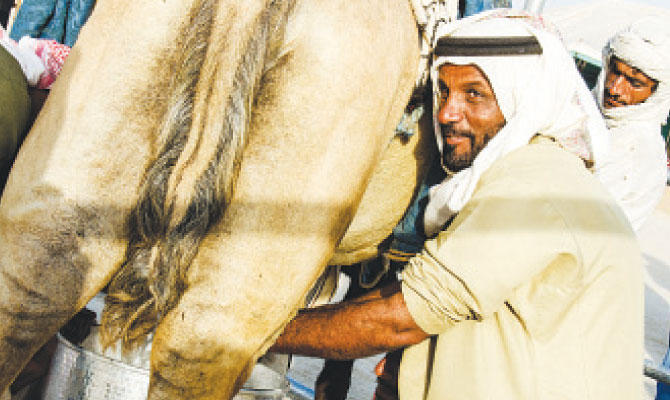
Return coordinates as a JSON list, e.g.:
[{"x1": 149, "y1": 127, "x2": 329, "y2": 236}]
[{"x1": 41, "y1": 334, "x2": 289, "y2": 400}]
